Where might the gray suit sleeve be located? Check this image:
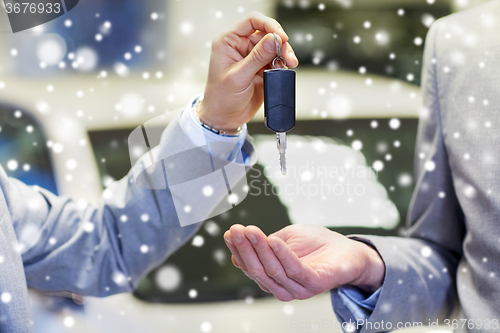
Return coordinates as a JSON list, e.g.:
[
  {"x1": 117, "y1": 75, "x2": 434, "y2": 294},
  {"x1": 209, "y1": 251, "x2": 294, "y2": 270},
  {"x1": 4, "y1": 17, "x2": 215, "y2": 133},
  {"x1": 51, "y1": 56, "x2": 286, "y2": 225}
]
[
  {"x1": 331, "y1": 19, "x2": 465, "y2": 333},
  {"x1": 1, "y1": 112, "x2": 254, "y2": 297}
]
